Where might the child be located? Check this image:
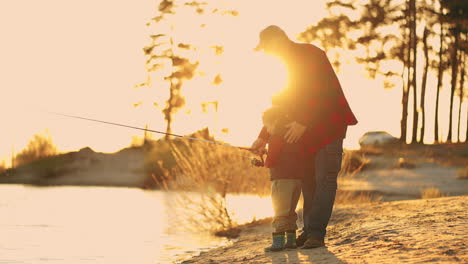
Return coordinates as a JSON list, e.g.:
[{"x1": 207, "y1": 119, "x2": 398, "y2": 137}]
[{"x1": 261, "y1": 106, "x2": 312, "y2": 252}]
